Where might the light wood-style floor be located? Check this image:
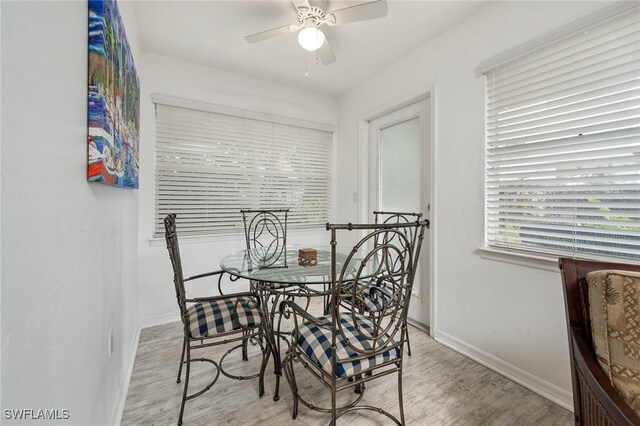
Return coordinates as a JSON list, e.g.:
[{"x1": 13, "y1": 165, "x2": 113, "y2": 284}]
[{"x1": 122, "y1": 313, "x2": 572, "y2": 426}]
